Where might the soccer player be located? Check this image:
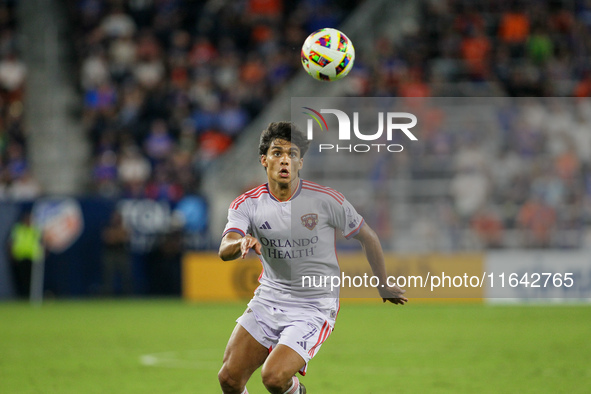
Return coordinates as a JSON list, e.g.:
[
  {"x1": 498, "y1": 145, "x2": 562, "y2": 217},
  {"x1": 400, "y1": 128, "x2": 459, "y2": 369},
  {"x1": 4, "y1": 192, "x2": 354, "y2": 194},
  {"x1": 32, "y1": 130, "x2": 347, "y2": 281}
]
[{"x1": 218, "y1": 121, "x2": 407, "y2": 394}]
